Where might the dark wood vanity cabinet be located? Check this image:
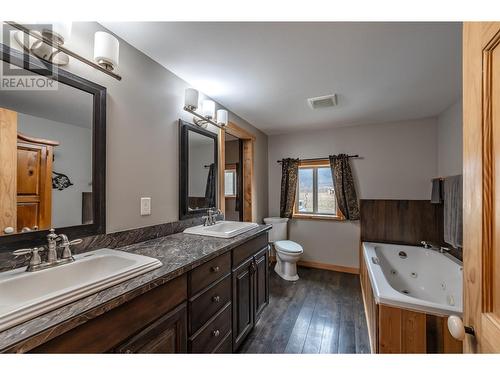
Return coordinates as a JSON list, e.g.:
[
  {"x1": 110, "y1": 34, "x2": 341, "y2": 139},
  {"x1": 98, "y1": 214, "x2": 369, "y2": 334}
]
[
  {"x1": 231, "y1": 235, "x2": 270, "y2": 351},
  {"x1": 115, "y1": 303, "x2": 187, "y2": 354},
  {"x1": 16, "y1": 232, "x2": 269, "y2": 354},
  {"x1": 232, "y1": 257, "x2": 255, "y2": 350}
]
